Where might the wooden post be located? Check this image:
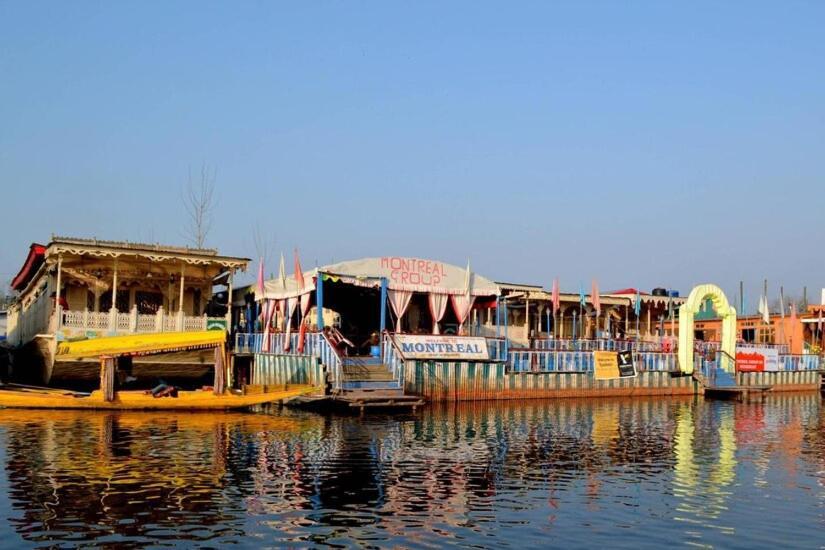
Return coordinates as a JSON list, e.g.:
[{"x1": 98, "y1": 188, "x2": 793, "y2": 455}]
[
  {"x1": 525, "y1": 297, "x2": 530, "y2": 341},
  {"x1": 55, "y1": 255, "x2": 63, "y2": 329},
  {"x1": 109, "y1": 258, "x2": 118, "y2": 331},
  {"x1": 225, "y1": 268, "x2": 233, "y2": 332},
  {"x1": 213, "y1": 346, "x2": 225, "y2": 395},
  {"x1": 100, "y1": 357, "x2": 115, "y2": 402},
  {"x1": 178, "y1": 263, "x2": 185, "y2": 331}
]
